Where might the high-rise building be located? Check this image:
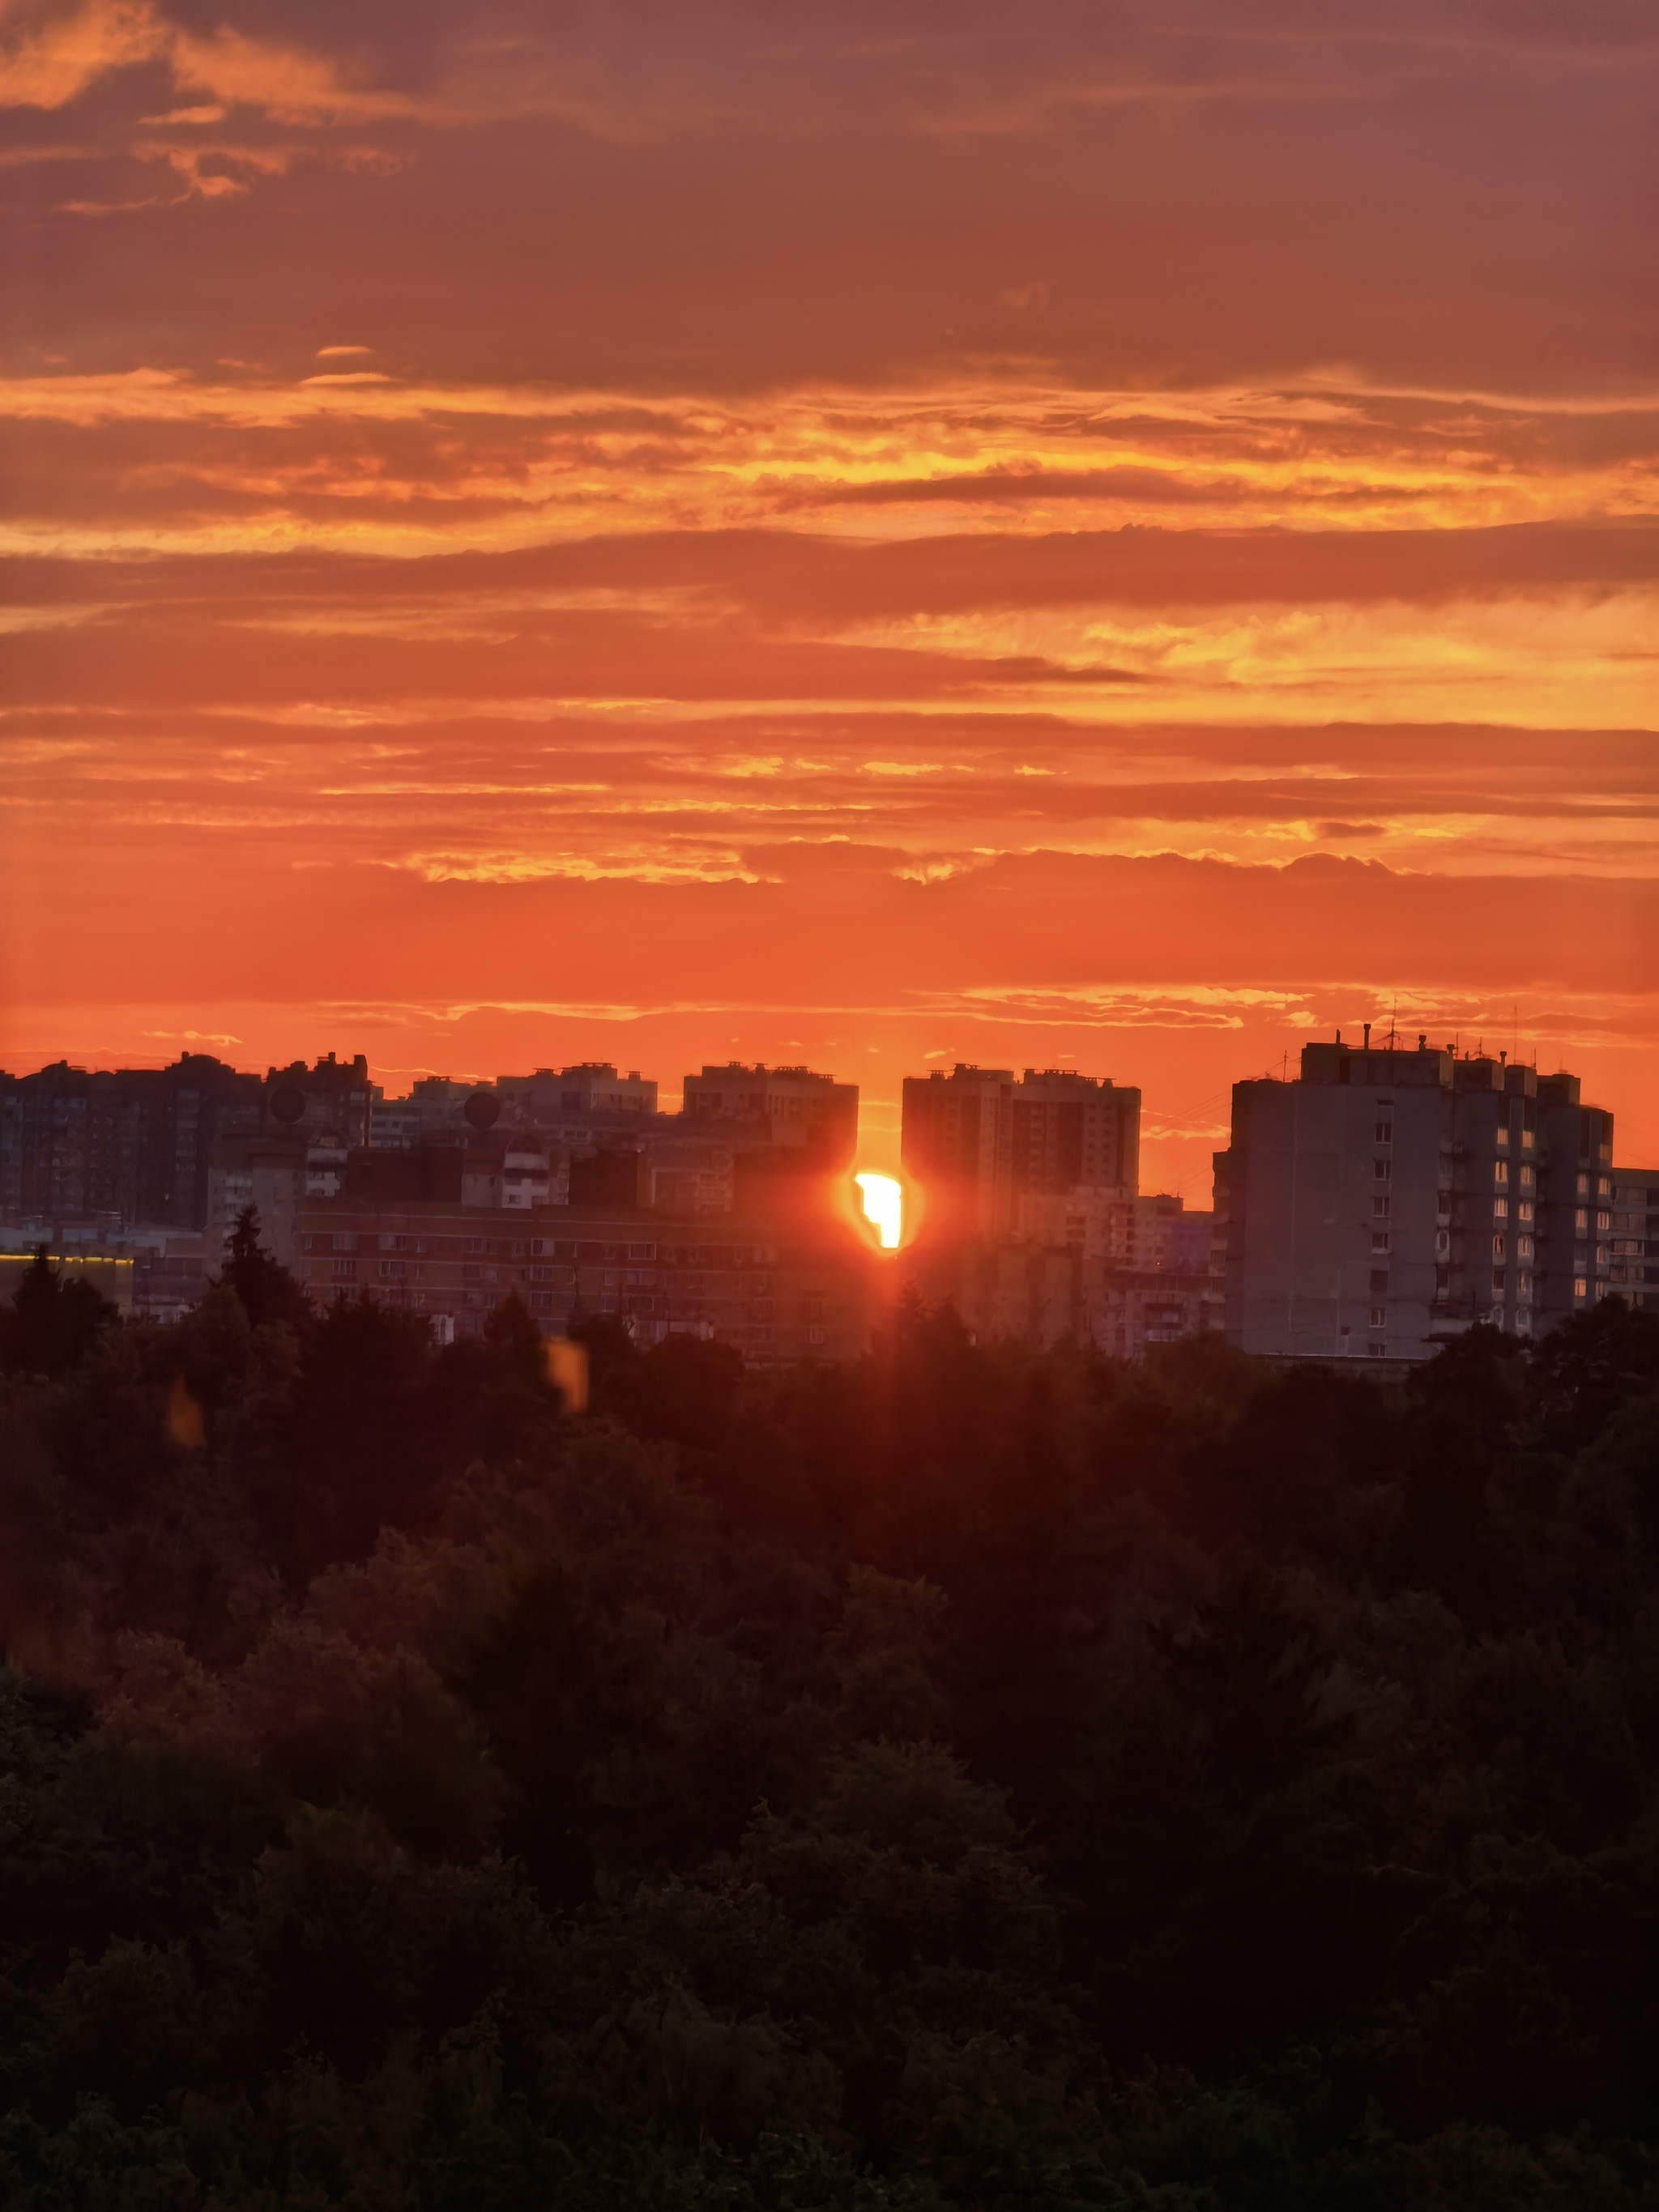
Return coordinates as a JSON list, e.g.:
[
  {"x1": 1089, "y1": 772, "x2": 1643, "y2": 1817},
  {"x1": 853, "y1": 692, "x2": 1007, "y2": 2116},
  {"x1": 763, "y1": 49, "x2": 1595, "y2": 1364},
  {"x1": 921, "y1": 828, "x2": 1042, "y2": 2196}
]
[
  {"x1": 680, "y1": 1064, "x2": 859, "y2": 1167},
  {"x1": 0, "y1": 1055, "x2": 263, "y2": 1230},
  {"x1": 1218, "y1": 1033, "x2": 1617, "y2": 1362},
  {"x1": 900, "y1": 1064, "x2": 1141, "y2": 1240},
  {"x1": 262, "y1": 1054, "x2": 374, "y2": 1149}
]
